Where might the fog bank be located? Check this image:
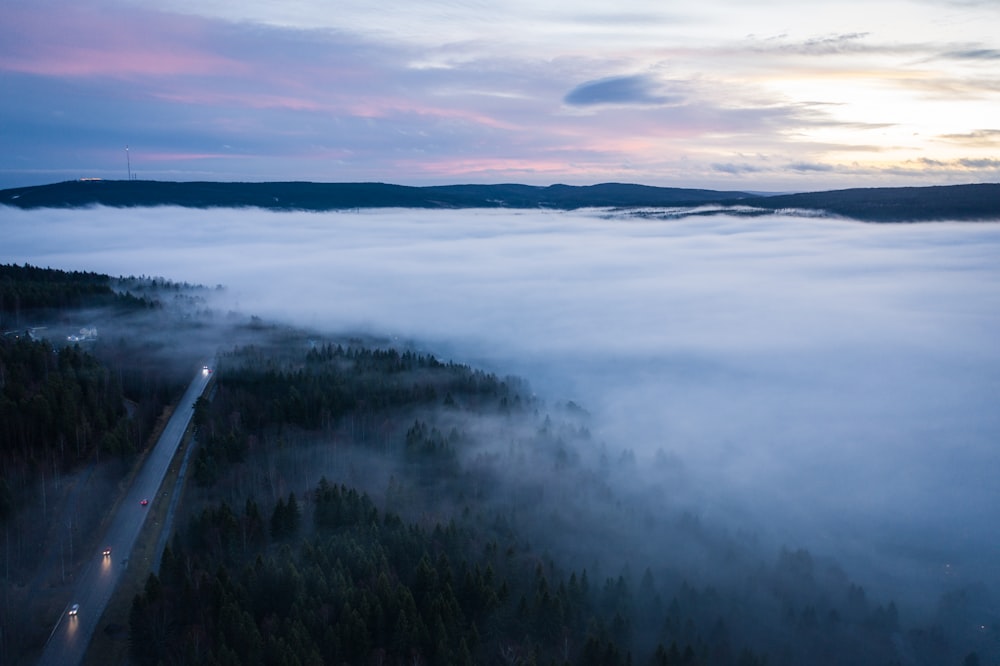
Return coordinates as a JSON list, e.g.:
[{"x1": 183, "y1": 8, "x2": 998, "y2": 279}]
[{"x1": 3, "y1": 205, "x2": 998, "y2": 609}]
